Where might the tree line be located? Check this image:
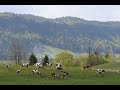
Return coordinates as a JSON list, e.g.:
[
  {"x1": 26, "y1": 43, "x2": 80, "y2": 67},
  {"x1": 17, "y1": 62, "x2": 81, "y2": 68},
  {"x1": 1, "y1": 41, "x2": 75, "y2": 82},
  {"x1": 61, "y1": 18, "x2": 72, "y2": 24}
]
[{"x1": 8, "y1": 38, "x2": 114, "y2": 67}]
